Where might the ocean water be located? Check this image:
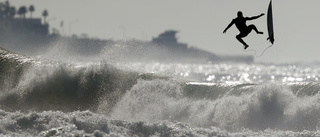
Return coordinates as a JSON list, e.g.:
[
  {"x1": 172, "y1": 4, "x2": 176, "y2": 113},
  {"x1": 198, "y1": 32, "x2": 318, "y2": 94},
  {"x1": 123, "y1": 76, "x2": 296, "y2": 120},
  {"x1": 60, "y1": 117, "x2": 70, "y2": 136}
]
[{"x1": 1, "y1": 44, "x2": 320, "y2": 137}]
